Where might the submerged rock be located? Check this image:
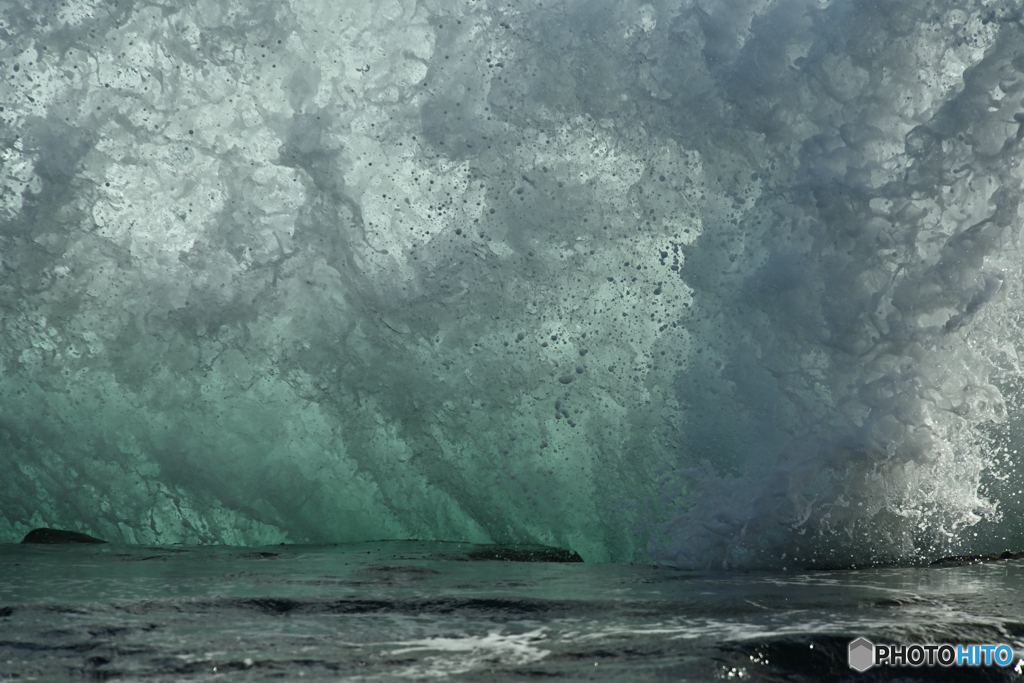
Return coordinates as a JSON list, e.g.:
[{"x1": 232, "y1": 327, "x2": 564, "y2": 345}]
[
  {"x1": 464, "y1": 544, "x2": 583, "y2": 563},
  {"x1": 929, "y1": 551, "x2": 1024, "y2": 568},
  {"x1": 21, "y1": 528, "x2": 107, "y2": 544}
]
